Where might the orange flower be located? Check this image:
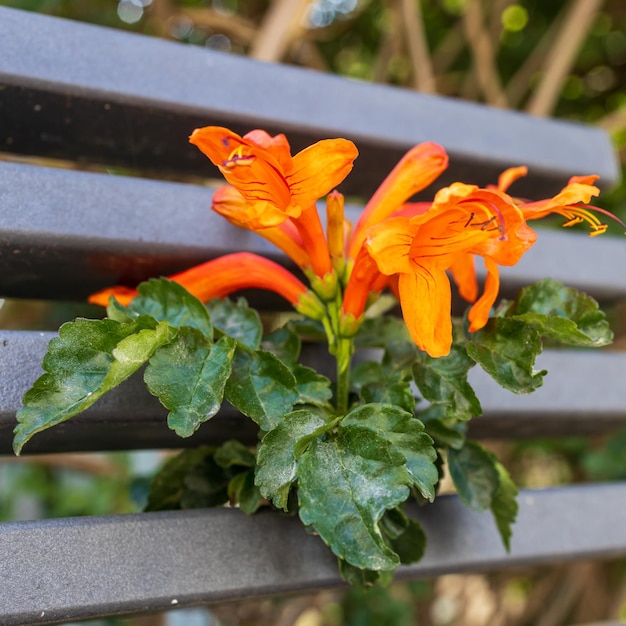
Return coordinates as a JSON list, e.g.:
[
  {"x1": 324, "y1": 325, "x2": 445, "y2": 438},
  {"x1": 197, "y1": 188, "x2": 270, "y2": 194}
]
[
  {"x1": 364, "y1": 184, "x2": 536, "y2": 357},
  {"x1": 89, "y1": 252, "x2": 309, "y2": 309},
  {"x1": 348, "y1": 142, "x2": 448, "y2": 259},
  {"x1": 191, "y1": 126, "x2": 358, "y2": 277},
  {"x1": 495, "y1": 167, "x2": 625, "y2": 237}
]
